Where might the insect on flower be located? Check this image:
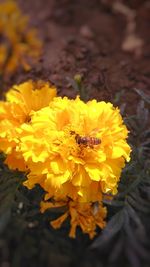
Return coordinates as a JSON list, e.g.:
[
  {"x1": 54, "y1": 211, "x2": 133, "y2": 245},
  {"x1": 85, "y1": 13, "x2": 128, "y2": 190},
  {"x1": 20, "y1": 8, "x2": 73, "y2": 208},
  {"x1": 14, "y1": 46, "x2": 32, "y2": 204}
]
[{"x1": 71, "y1": 129, "x2": 101, "y2": 148}]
